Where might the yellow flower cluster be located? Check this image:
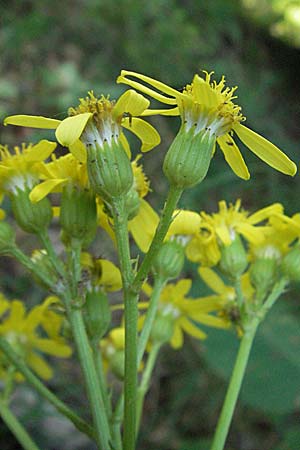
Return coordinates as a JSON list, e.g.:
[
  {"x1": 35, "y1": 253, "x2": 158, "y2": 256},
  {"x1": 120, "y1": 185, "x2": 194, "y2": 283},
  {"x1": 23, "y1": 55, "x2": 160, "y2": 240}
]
[{"x1": 0, "y1": 294, "x2": 71, "y2": 381}]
